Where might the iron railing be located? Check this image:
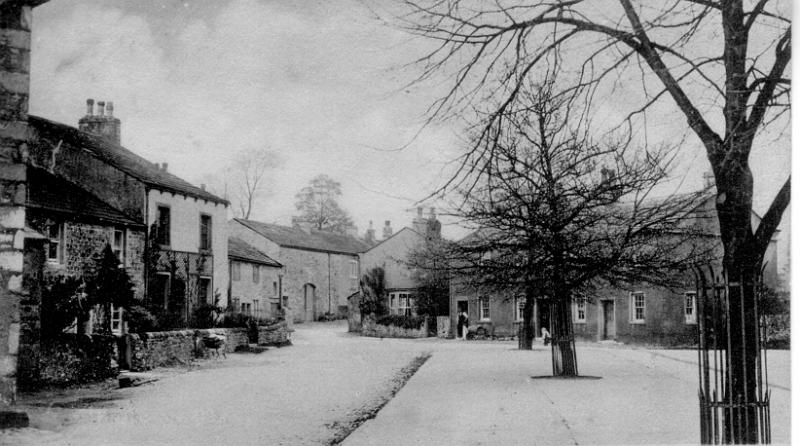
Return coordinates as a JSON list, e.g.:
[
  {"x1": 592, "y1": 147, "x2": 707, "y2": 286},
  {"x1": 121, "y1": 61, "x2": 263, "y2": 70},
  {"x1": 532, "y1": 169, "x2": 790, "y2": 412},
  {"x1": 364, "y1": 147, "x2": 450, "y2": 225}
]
[{"x1": 694, "y1": 265, "x2": 771, "y2": 444}]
